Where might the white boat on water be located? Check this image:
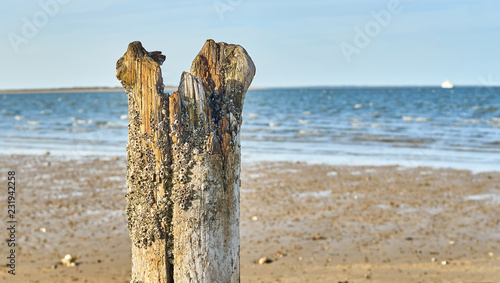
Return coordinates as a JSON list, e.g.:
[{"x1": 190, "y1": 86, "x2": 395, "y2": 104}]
[{"x1": 441, "y1": 79, "x2": 454, "y2": 89}]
